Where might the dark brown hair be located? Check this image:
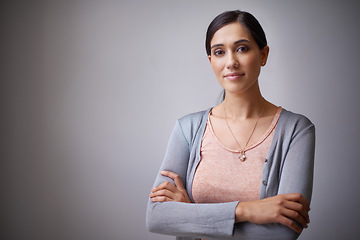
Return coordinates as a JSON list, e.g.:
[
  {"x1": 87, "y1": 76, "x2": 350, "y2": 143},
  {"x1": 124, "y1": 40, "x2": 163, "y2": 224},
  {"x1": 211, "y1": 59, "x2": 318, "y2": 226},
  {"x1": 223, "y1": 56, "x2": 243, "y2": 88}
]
[{"x1": 205, "y1": 10, "x2": 267, "y2": 55}]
